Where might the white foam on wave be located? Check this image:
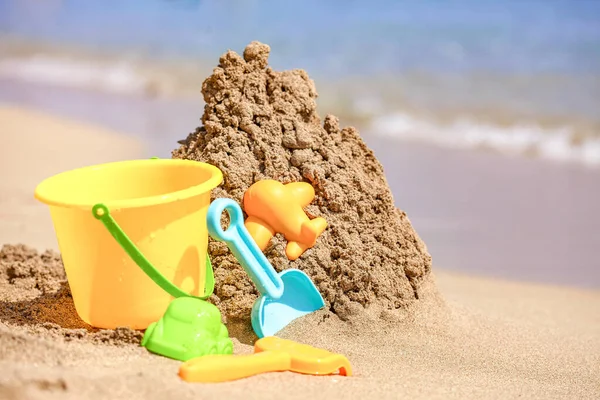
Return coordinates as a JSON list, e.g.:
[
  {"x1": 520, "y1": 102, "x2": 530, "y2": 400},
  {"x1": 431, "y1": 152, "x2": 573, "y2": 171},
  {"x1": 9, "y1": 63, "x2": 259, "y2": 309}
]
[
  {"x1": 0, "y1": 55, "x2": 149, "y2": 94},
  {"x1": 370, "y1": 112, "x2": 600, "y2": 167},
  {"x1": 2, "y1": 53, "x2": 599, "y2": 167}
]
